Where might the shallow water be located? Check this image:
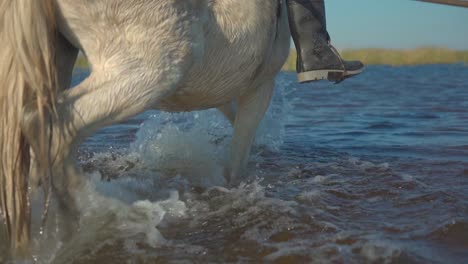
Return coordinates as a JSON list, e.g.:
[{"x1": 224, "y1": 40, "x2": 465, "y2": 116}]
[{"x1": 2, "y1": 65, "x2": 468, "y2": 263}]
